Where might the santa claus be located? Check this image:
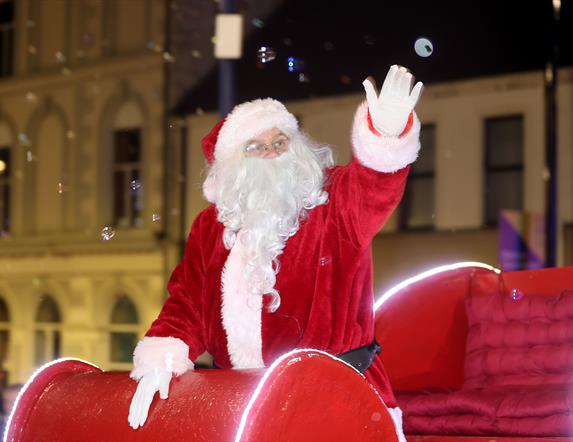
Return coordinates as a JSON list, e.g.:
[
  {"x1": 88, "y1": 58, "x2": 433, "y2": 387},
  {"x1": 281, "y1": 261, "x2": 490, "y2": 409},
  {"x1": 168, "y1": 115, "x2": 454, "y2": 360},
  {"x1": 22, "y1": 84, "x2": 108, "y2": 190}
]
[{"x1": 128, "y1": 65, "x2": 423, "y2": 440}]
